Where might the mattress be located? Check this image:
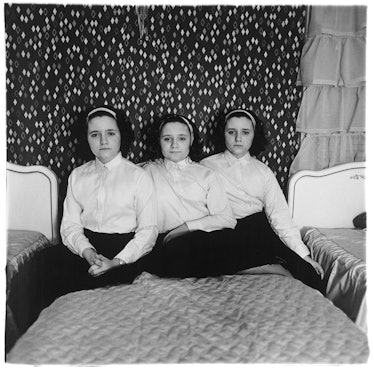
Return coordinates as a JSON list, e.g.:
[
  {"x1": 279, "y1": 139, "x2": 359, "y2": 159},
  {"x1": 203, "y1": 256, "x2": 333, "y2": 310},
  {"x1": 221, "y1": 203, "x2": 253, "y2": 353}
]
[
  {"x1": 7, "y1": 272, "x2": 368, "y2": 364},
  {"x1": 302, "y1": 227, "x2": 366, "y2": 329},
  {"x1": 7, "y1": 229, "x2": 52, "y2": 288}
]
